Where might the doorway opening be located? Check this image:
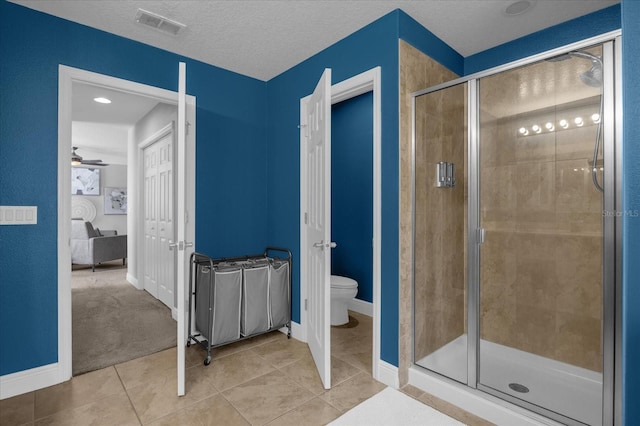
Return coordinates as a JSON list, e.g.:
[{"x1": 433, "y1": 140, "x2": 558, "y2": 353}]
[
  {"x1": 299, "y1": 67, "x2": 382, "y2": 387},
  {"x1": 57, "y1": 65, "x2": 196, "y2": 380}
]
